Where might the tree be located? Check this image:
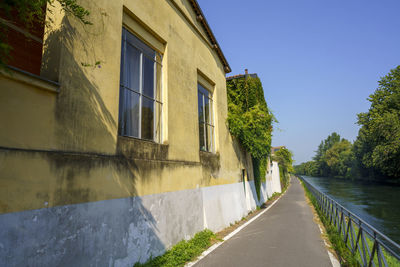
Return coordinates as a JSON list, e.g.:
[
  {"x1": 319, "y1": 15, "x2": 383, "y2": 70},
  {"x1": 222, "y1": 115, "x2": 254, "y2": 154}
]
[
  {"x1": 313, "y1": 132, "x2": 341, "y2": 176},
  {"x1": 354, "y1": 66, "x2": 400, "y2": 179},
  {"x1": 324, "y1": 139, "x2": 354, "y2": 177},
  {"x1": 0, "y1": 0, "x2": 91, "y2": 68}
]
